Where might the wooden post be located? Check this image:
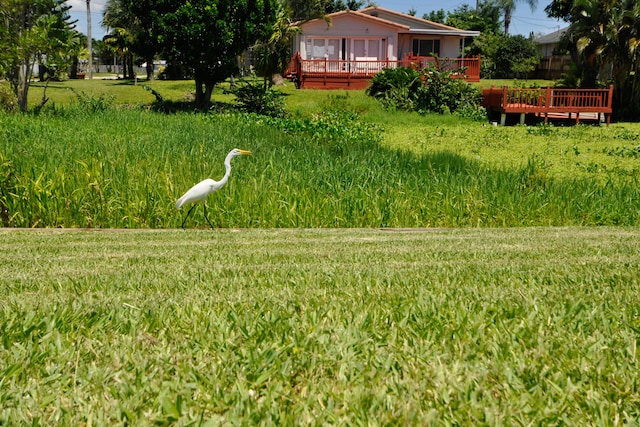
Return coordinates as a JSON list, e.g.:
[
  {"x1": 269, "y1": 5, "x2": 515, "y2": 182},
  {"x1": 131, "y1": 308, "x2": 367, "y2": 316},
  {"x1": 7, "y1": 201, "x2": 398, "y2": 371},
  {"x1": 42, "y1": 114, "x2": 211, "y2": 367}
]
[
  {"x1": 86, "y1": 0, "x2": 92, "y2": 79},
  {"x1": 545, "y1": 86, "x2": 551, "y2": 107}
]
